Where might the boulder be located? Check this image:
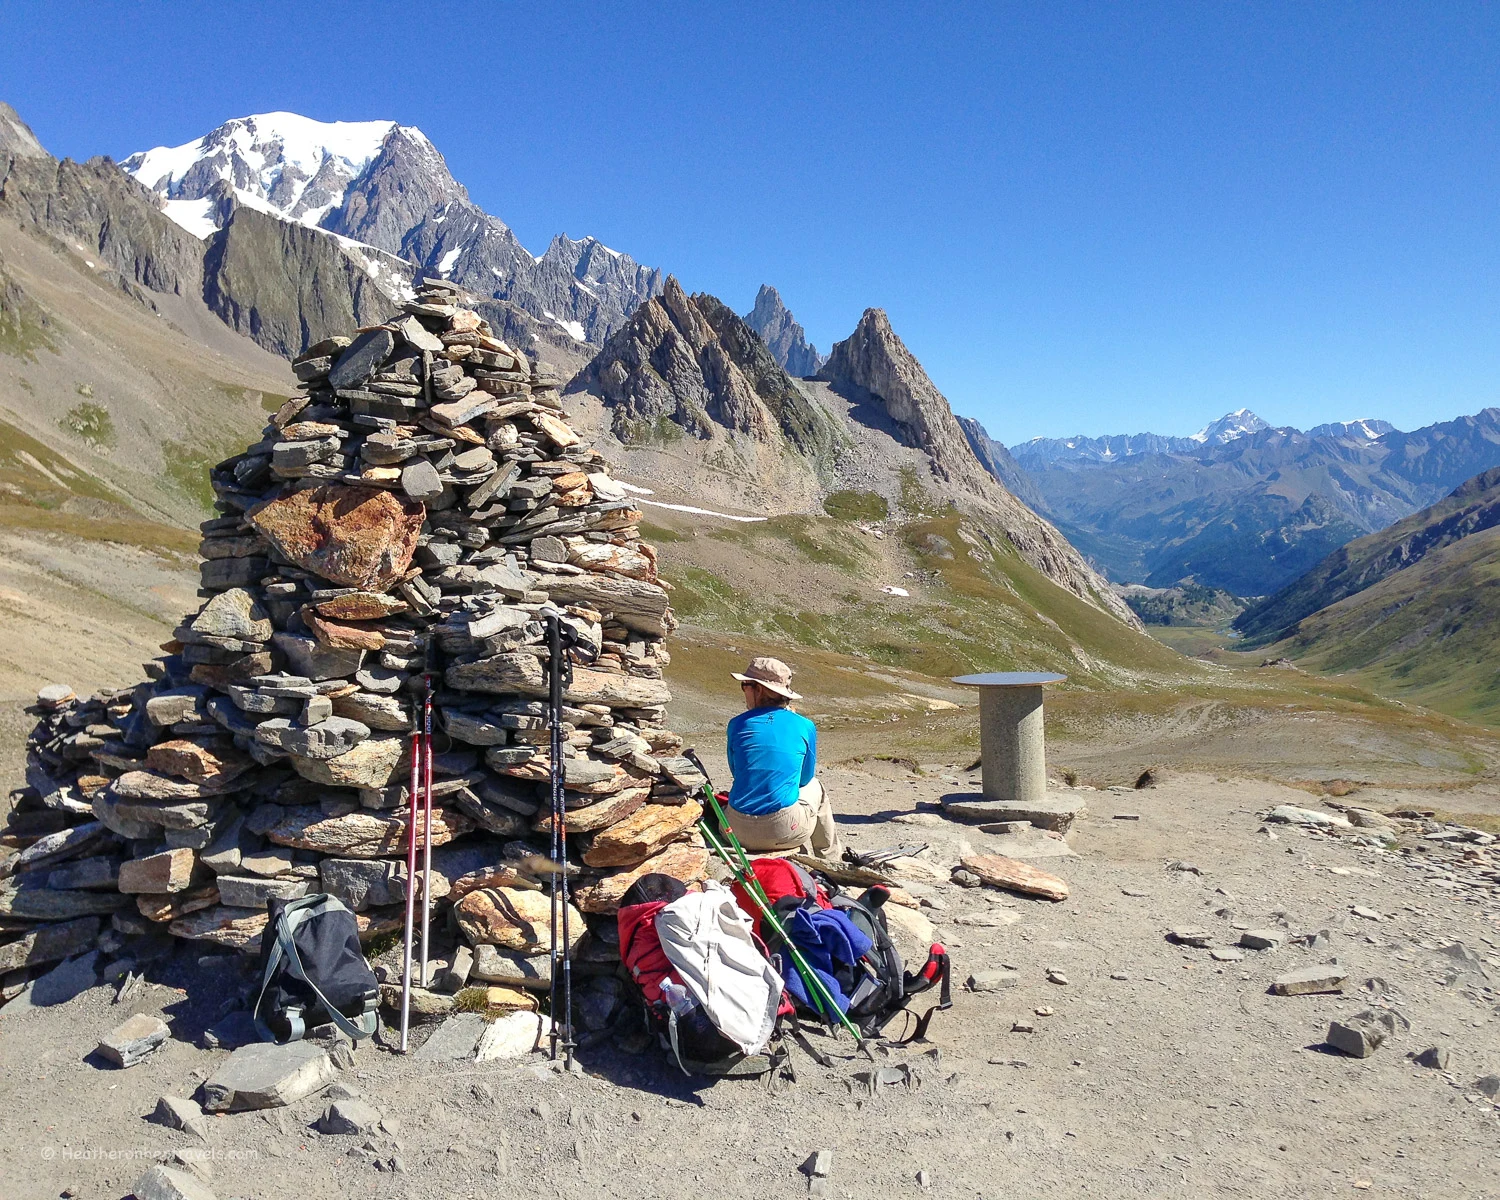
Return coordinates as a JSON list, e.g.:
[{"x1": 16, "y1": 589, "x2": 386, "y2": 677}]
[
  {"x1": 317, "y1": 1097, "x2": 383, "y2": 1134},
  {"x1": 288, "y1": 734, "x2": 407, "y2": 789},
  {"x1": 118, "y1": 848, "x2": 196, "y2": 894},
  {"x1": 572, "y1": 843, "x2": 711, "y2": 914},
  {"x1": 150, "y1": 1094, "x2": 209, "y2": 1140},
  {"x1": 188, "y1": 588, "x2": 273, "y2": 643},
  {"x1": 328, "y1": 327, "x2": 396, "y2": 390},
  {"x1": 254, "y1": 716, "x2": 371, "y2": 760},
  {"x1": 131, "y1": 1165, "x2": 219, "y2": 1200},
  {"x1": 97, "y1": 1013, "x2": 171, "y2": 1067},
  {"x1": 266, "y1": 805, "x2": 472, "y2": 858},
  {"x1": 470, "y1": 944, "x2": 551, "y2": 989},
  {"x1": 455, "y1": 886, "x2": 582, "y2": 954},
  {"x1": 413, "y1": 1012, "x2": 486, "y2": 1060},
  {"x1": 250, "y1": 484, "x2": 423, "y2": 591},
  {"x1": 201, "y1": 1040, "x2": 337, "y2": 1112},
  {"x1": 319, "y1": 858, "x2": 405, "y2": 910},
  {"x1": 473, "y1": 1010, "x2": 549, "y2": 1060},
  {"x1": 145, "y1": 739, "x2": 253, "y2": 786},
  {"x1": 581, "y1": 801, "x2": 703, "y2": 868},
  {"x1": 0, "y1": 915, "x2": 100, "y2": 972},
  {"x1": 447, "y1": 653, "x2": 671, "y2": 708}
]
